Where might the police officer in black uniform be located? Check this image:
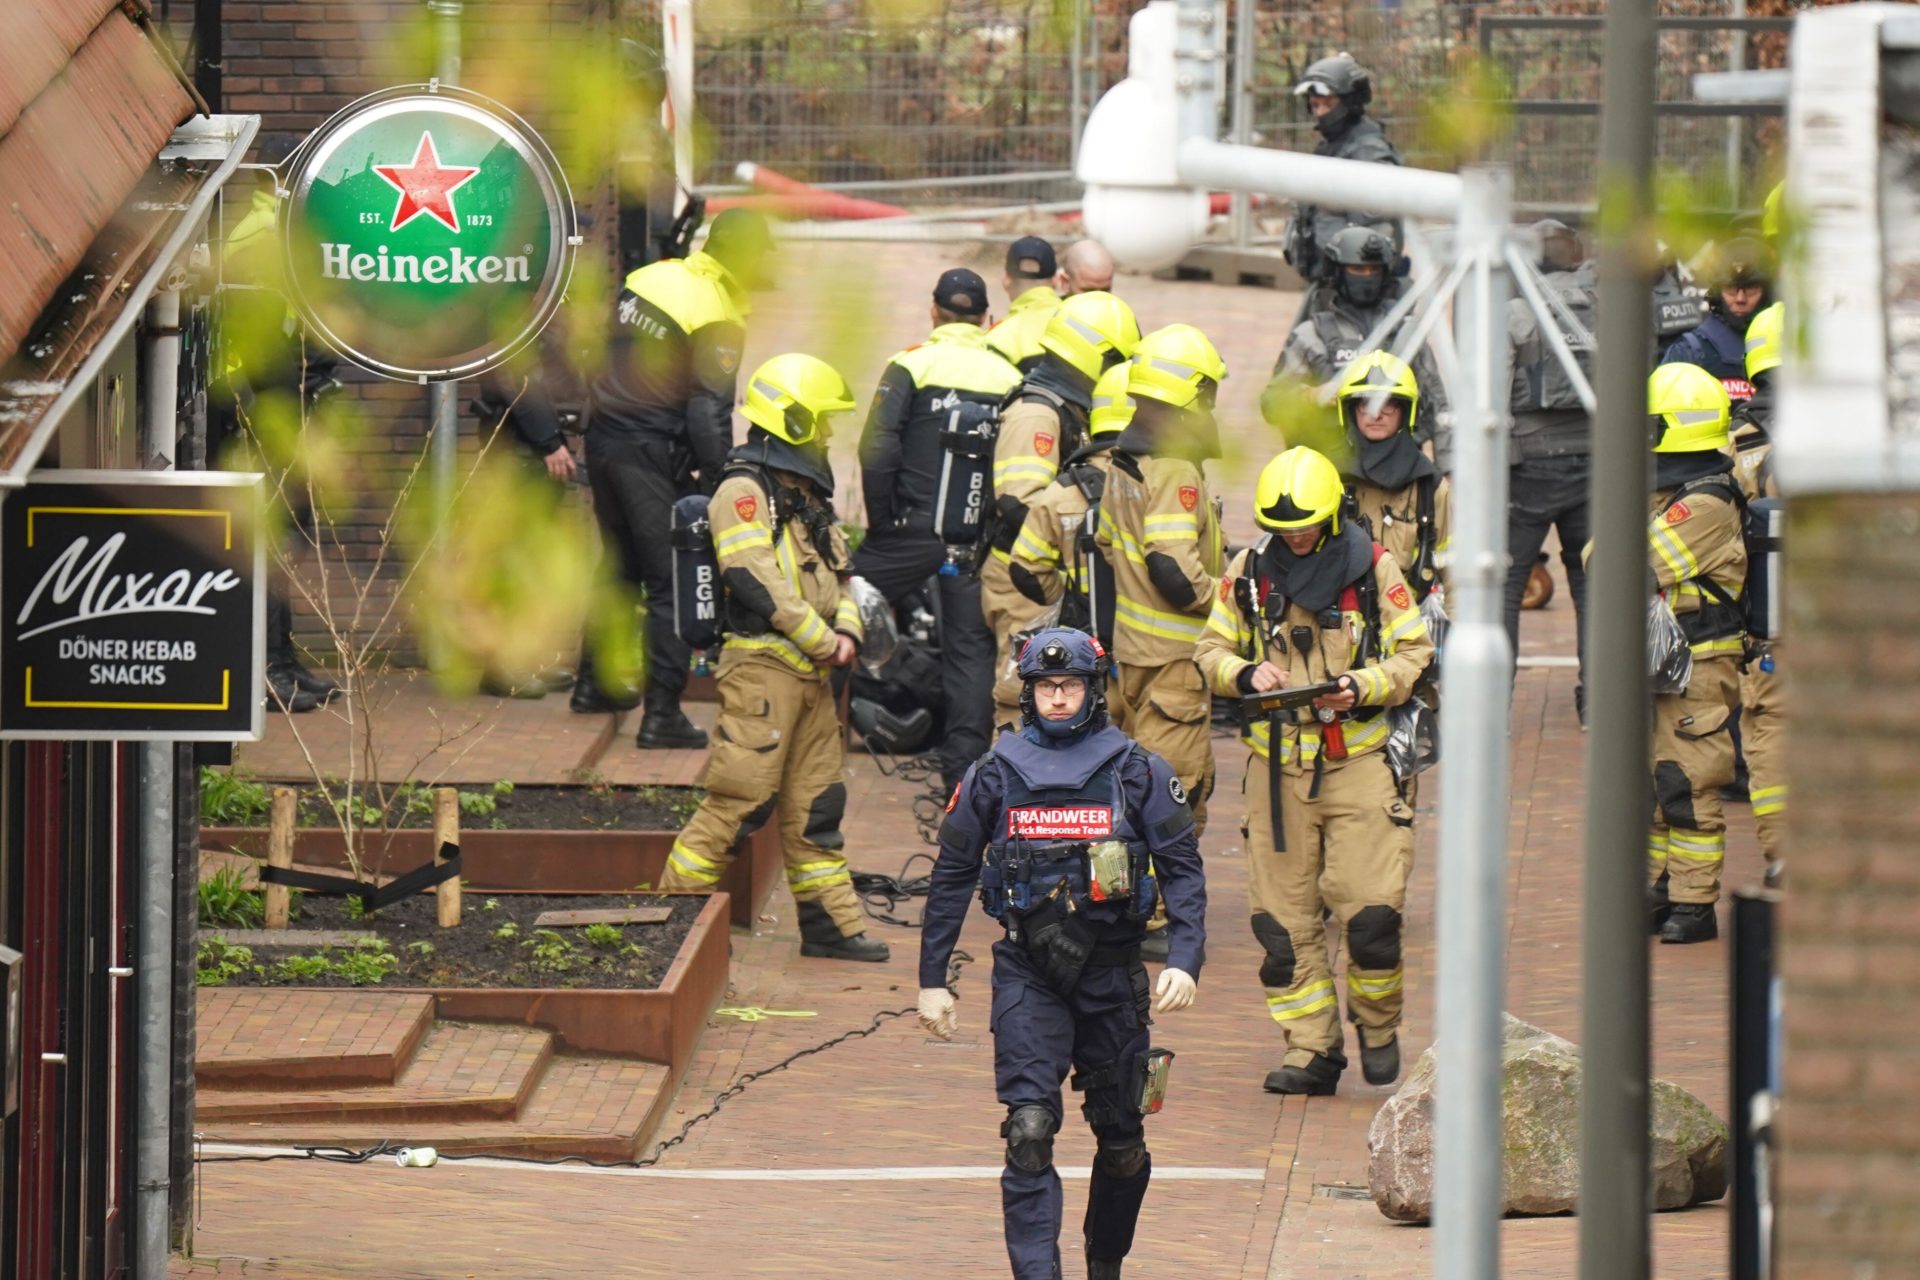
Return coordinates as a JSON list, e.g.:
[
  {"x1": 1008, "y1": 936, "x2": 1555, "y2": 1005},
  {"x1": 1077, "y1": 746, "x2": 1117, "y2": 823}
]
[
  {"x1": 854, "y1": 268, "x2": 1023, "y2": 790},
  {"x1": 1283, "y1": 53, "x2": 1404, "y2": 290},
  {"x1": 576, "y1": 208, "x2": 777, "y2": 747},
  {"x1": 918, "y1": 628, "x2": 1206, "y2": 1280}
]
